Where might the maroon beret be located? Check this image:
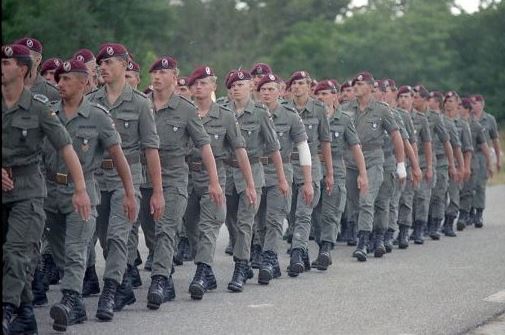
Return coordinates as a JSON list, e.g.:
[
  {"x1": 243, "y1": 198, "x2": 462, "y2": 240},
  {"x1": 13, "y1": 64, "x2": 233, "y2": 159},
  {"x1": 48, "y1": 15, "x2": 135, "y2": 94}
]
[
  {"x1": 383, "y1": 79, "x2": 397, "y2": 90},
  {"x1": 54, "y1": 59, "x2": 89, "y2": 82},
  {"x1": 413, "y1": 84, "x2": 430, "y2": 99},
  {"x1": 287, "y1": 70, "x2": 310, "y2": 87},
  {"x1": 14, "y1": 37, "x2": 43, "y2": 53},
  {"x1": 311, "y1": 79, "x2": 318, "y2": 88},
  {"x1": 187, "y1": 66, "x2": 215, "y2": 87},
  {"x1": 352, "y1": 71, "x2": 374, "y2": 85},
  {"x1": 127, "y1": 60, "x2": 140, "y2": 72},
  {"x1": 226, "y1": 70, "x2": 252, "y2": 89},
  {"x1": 41, "y1": 58, "x2": 63, "y2": 75},
  {"x1": 73, "y1": 49, "x2": 95, "y2": 63},
  {"x1": 96, "y1": 43, "x2": 129, "y2": 64},
  {"x1": 443, "y1": 90, "x2": 459, "y2": 101},
  {"x1": 224, "y1": 70, "x2": 237, "y2": 89},
  {"x1": 256, "y1": 73, "x2": 280, "y2": 91},
  {"x1": 340, "y1": 80, "x2": 353, "y2": 91},
  {"x1": 1, "y1": 44, "x2": 32, "y2": 59},
  {"x1": 461, "y1": 97, "x2": 473, "y2": 110},
  {"x1": 397, "y1": 85, "x2": 413, "y2": 97},
  {"x1": 149, "y1": 56, "x2": 177, "y2": 72},
  {"x1": 314, "y1": 80, "x2": 337, "y2": 95},
  {"x1": 250, "y1": 63, "x2": 272, "y2": 76},
  {"x1": 177, "y1": 77, "x2": 189, "y2": 87},
  {"x1": 471, "y1": 94, "x2": 484, "y2": 103},
  {"x1": 330, "y1": 79, "x2": 340, "y2": 88},
  {"x1": 373, "y1": 80, "x2": 380, "y2": 89},
  {"x1": 429, "y1": 91, "x2": 444, "y2": 100}
]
